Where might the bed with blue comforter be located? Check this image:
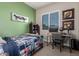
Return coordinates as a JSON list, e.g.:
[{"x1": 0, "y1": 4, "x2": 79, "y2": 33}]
[{"x1": 0, "y1": 34, "x2": 43, "y2": 56}]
